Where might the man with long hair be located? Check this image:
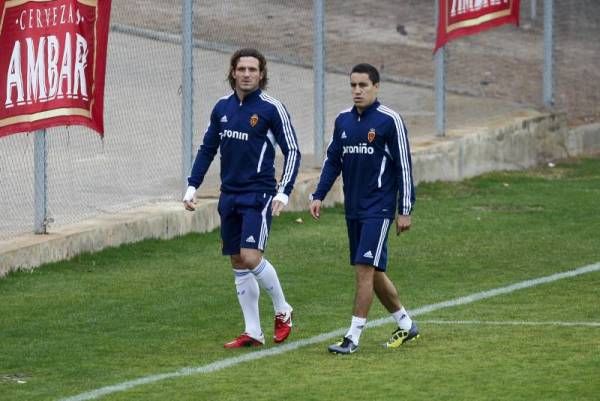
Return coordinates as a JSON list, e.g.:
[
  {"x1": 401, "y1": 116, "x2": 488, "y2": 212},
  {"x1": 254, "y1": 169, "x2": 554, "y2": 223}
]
[{"x1": 184, "y1": 48, "x2": 300, "y2": 348}]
